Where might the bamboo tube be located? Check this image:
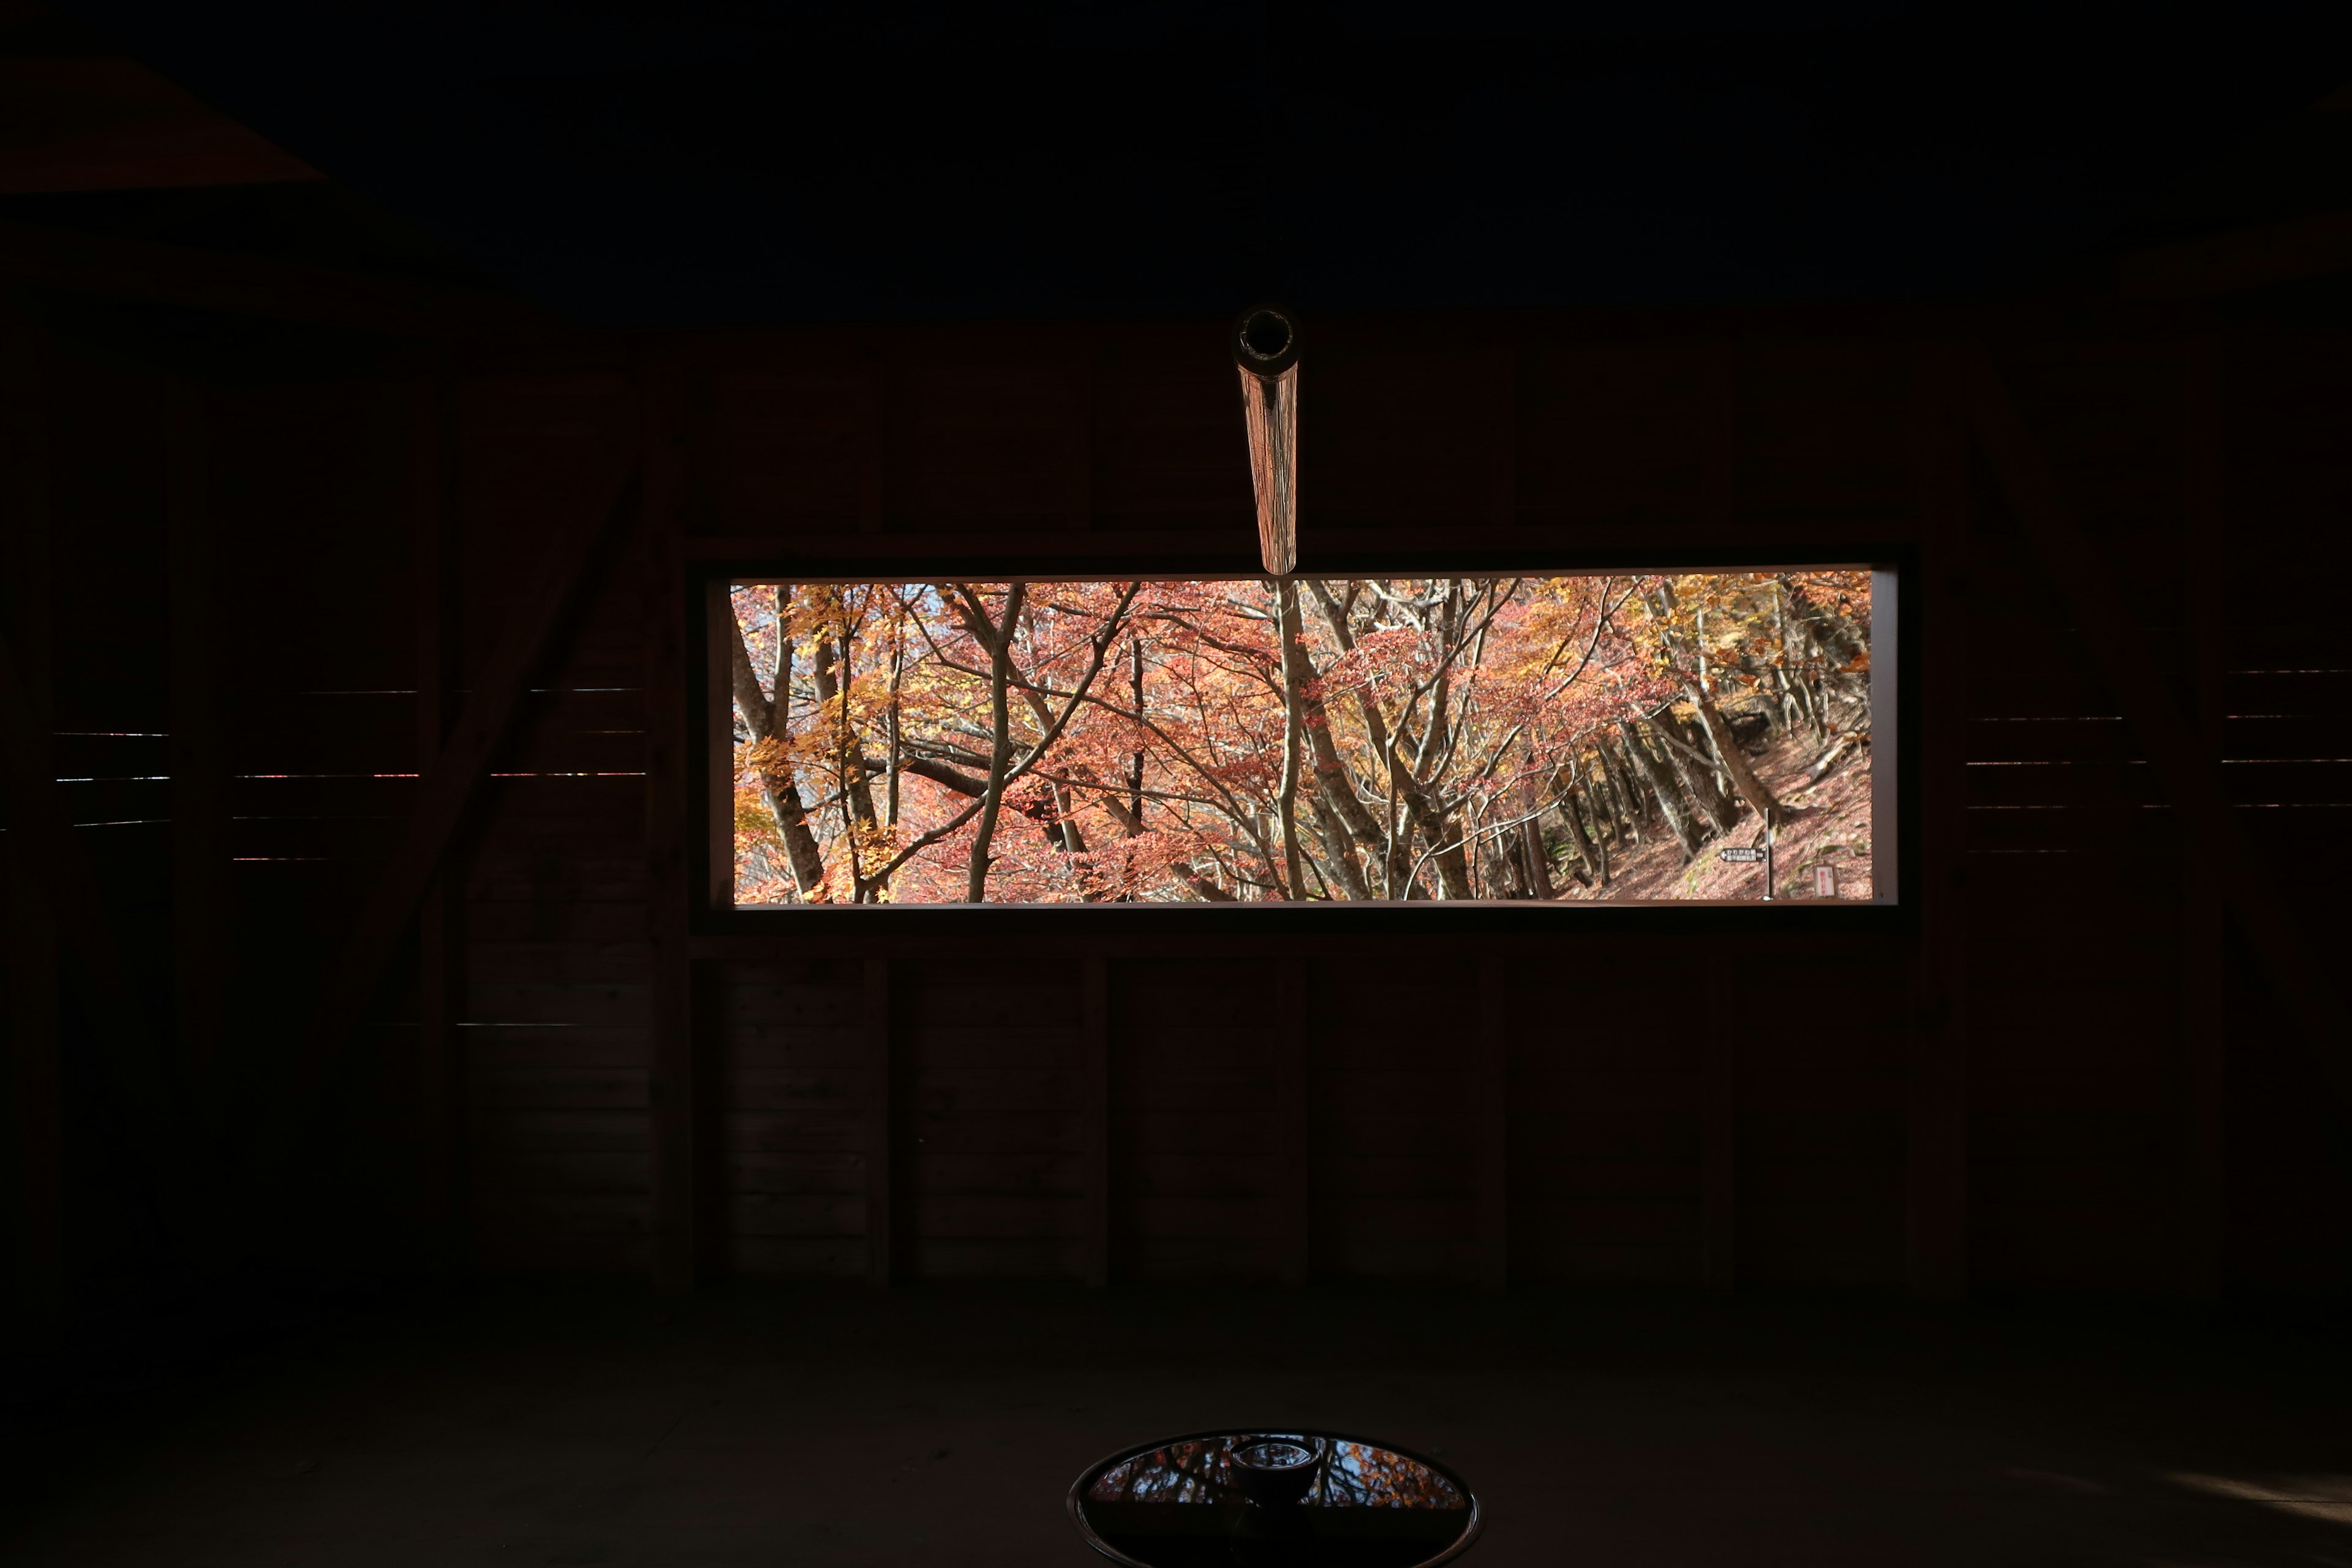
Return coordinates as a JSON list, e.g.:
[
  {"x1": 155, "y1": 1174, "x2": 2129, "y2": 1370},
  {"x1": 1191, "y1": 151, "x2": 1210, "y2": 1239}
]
[{"x1": 1232, "y1": 304, "x2": 1300, "y2": 575}]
